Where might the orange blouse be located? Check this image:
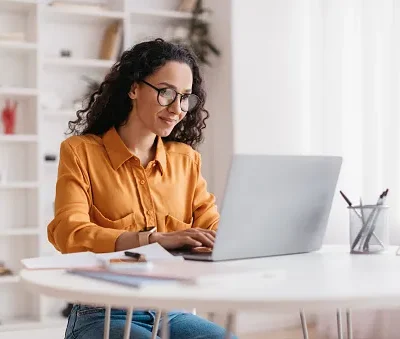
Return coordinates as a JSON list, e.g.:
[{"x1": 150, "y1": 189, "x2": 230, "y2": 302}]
[{"x1": 47, "y1": 127, "x2": 219, "y2": 254}]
